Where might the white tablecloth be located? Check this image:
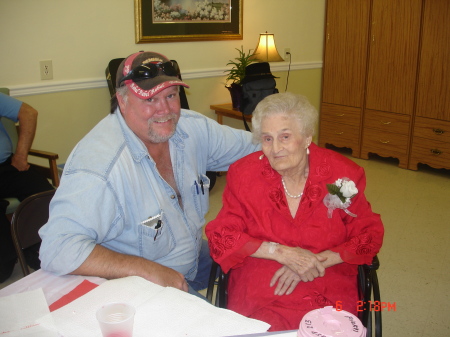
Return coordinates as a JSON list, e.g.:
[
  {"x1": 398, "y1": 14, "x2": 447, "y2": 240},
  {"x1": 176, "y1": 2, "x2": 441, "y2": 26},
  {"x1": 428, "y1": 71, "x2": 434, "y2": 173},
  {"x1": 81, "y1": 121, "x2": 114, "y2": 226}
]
[
  {"x1": 0, "y1": 269, "x2": 105, "y2": 305},
  {"x1": 0, "y1": 272, "x2": 284, "y2": 336}
]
